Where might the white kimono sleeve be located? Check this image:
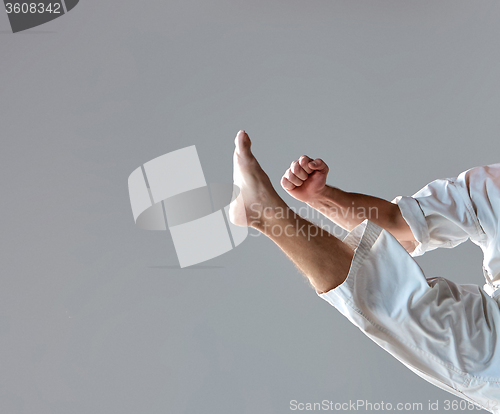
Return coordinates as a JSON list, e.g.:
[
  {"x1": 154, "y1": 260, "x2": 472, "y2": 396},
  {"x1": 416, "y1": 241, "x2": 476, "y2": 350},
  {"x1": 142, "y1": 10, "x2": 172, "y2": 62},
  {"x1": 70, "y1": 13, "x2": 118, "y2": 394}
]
[{"x1": 392, "y1": 166, "x2": 491, "y2": 257}]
